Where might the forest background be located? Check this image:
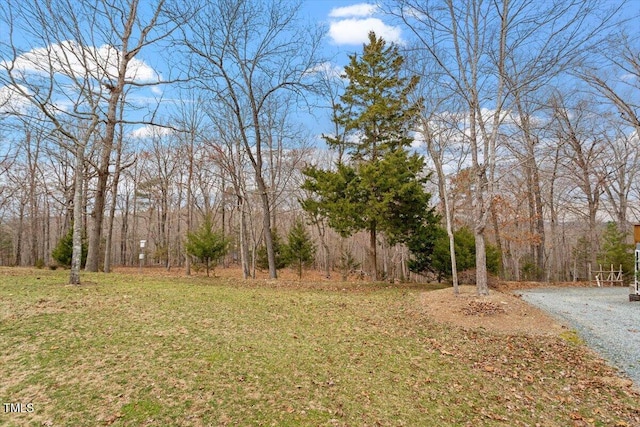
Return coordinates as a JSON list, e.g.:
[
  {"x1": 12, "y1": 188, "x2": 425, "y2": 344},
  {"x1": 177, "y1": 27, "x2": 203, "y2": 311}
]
[{"x1": 1, "y1": 0, "x2": 640, "y2": 289}]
